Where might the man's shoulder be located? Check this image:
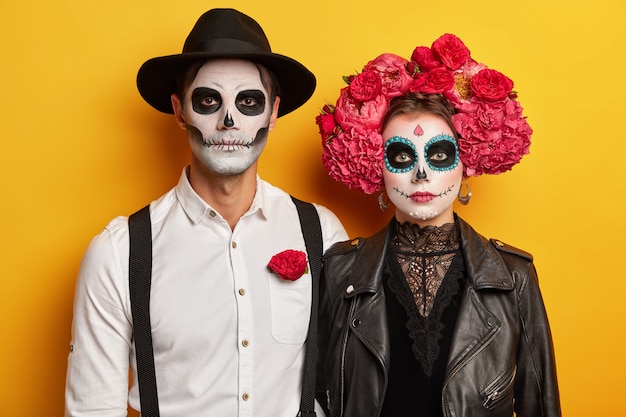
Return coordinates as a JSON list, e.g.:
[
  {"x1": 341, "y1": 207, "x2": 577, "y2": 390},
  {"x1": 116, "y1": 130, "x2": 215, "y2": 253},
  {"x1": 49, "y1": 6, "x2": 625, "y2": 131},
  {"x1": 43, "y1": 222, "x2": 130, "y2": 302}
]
[{"x1": 259, "y1": 179, "x2": 348, "y2": 247}]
